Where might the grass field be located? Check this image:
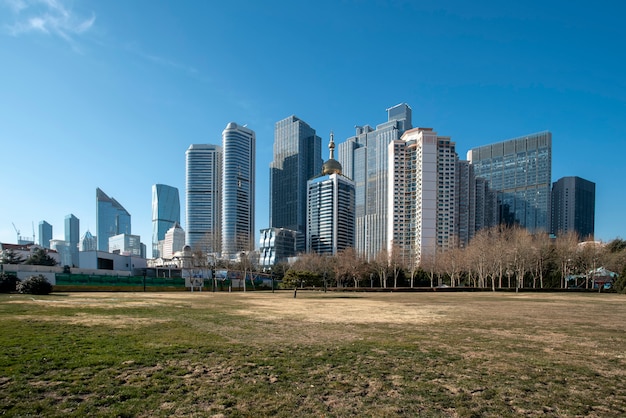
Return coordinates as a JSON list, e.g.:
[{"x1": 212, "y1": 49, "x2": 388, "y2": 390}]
[{"x1": 1, "y1": 290, "x2": 625, "y2": 417}]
